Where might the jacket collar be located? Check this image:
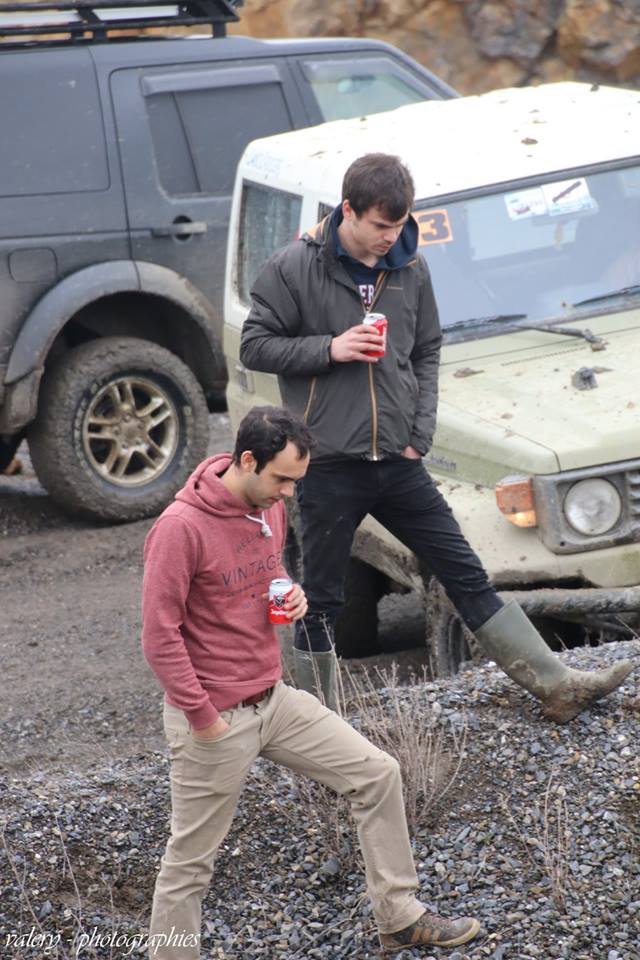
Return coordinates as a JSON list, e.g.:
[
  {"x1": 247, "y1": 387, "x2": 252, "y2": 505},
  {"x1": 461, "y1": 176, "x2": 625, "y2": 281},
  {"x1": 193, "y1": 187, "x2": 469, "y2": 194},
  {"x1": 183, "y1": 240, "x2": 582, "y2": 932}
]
[{"x1": 304, "y1": 205, "x2": 420, "y2": 271}]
